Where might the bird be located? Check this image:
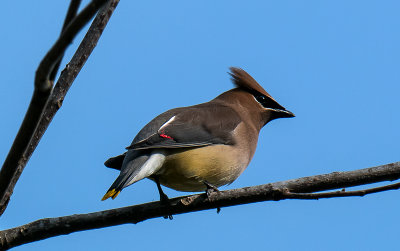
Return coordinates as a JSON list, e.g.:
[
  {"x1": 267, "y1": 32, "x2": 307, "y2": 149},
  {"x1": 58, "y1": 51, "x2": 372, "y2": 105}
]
[{"x1": 102, "y1": 67, "x2": 294, "y2": 203}]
